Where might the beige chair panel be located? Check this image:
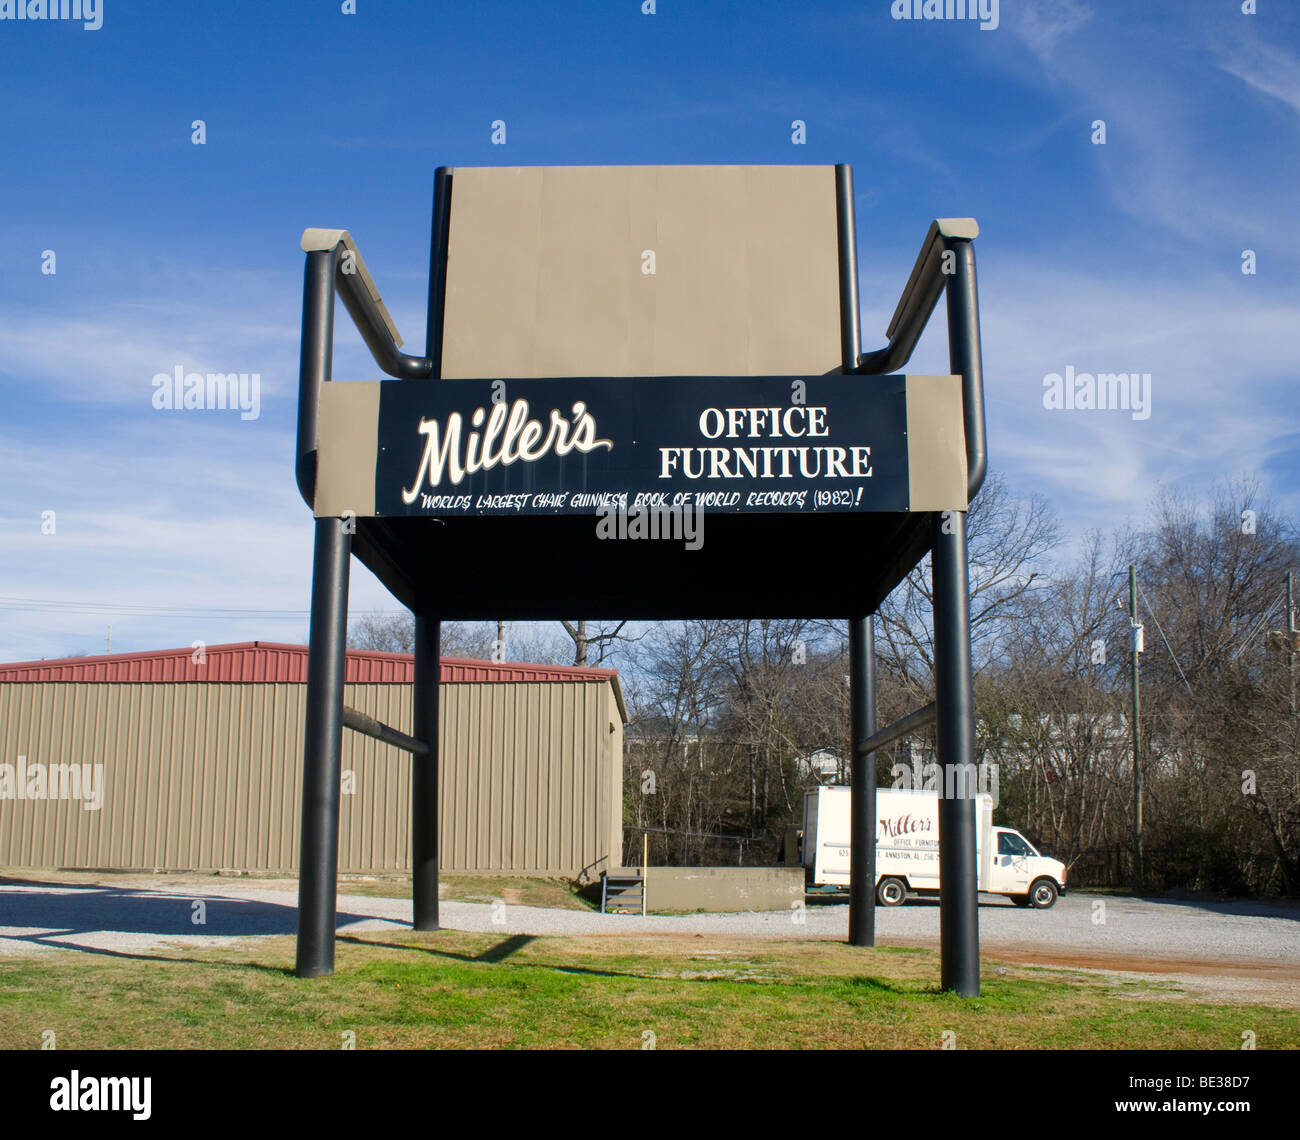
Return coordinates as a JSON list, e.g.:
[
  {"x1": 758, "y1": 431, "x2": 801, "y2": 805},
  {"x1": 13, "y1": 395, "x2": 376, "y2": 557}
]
[{"x1": 440, "y1": 165, "x2": 843, "y2": 379}]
